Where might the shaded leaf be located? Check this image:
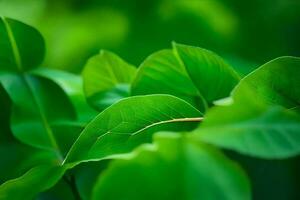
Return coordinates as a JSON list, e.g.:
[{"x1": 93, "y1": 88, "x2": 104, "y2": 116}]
[
  {"x1": 33, "y1": 68, "x2": 97, "y2": 123},
  {"x1": 0, "y1": 165, "x2": 65, "y2": 200},
  {"x1": 92, "y1": 132, "x2": 250, "y2": 200},
  {"x1": 0, "y1": 73, "x2": 76, "y2": 159},
  {"x1": 0, "y1": 17, "x2": 44, "y2": 72}
]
